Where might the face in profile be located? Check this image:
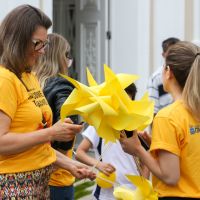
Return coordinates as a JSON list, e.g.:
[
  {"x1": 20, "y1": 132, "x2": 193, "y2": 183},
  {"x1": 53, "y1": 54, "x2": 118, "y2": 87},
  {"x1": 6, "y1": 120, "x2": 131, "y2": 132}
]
[
  {"x1": 61, "y1": 51, "x2": 73, "y2": 73},
  {"x1": 26, "y1": 26, "x2": 48, "y2": 67},
  {"x1": 162, "y1": 64, "x2": 170, "y2": 93}
]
